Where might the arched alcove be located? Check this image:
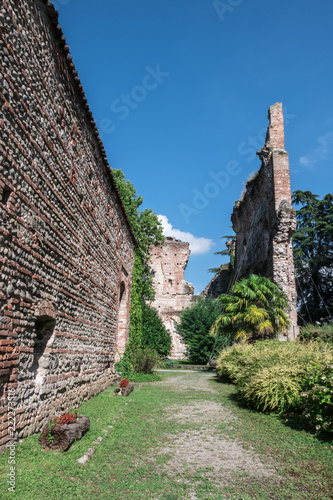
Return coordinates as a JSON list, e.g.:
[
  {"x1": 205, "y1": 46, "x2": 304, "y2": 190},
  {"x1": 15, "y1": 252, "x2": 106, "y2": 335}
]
[
  {"x1": 32, "y1": 315, "x2": 56, "y2": 393},
  {"x1": 116, "y1": 281, "x2": 128, "y2": 357}
]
